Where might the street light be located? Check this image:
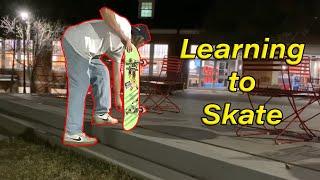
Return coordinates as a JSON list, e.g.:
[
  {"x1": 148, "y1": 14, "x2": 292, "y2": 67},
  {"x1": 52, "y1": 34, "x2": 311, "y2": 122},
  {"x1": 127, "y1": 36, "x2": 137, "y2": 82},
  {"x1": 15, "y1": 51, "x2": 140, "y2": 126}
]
[
  {"x1": 10, "y1": 21, "x2": 17, "y2": 93},
  {"x1": 19, "y1": 10, "x2": 30, "y2": 94},
  {"x1": 20, "y1": 11, "x2": 29, "y2": 21}
]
